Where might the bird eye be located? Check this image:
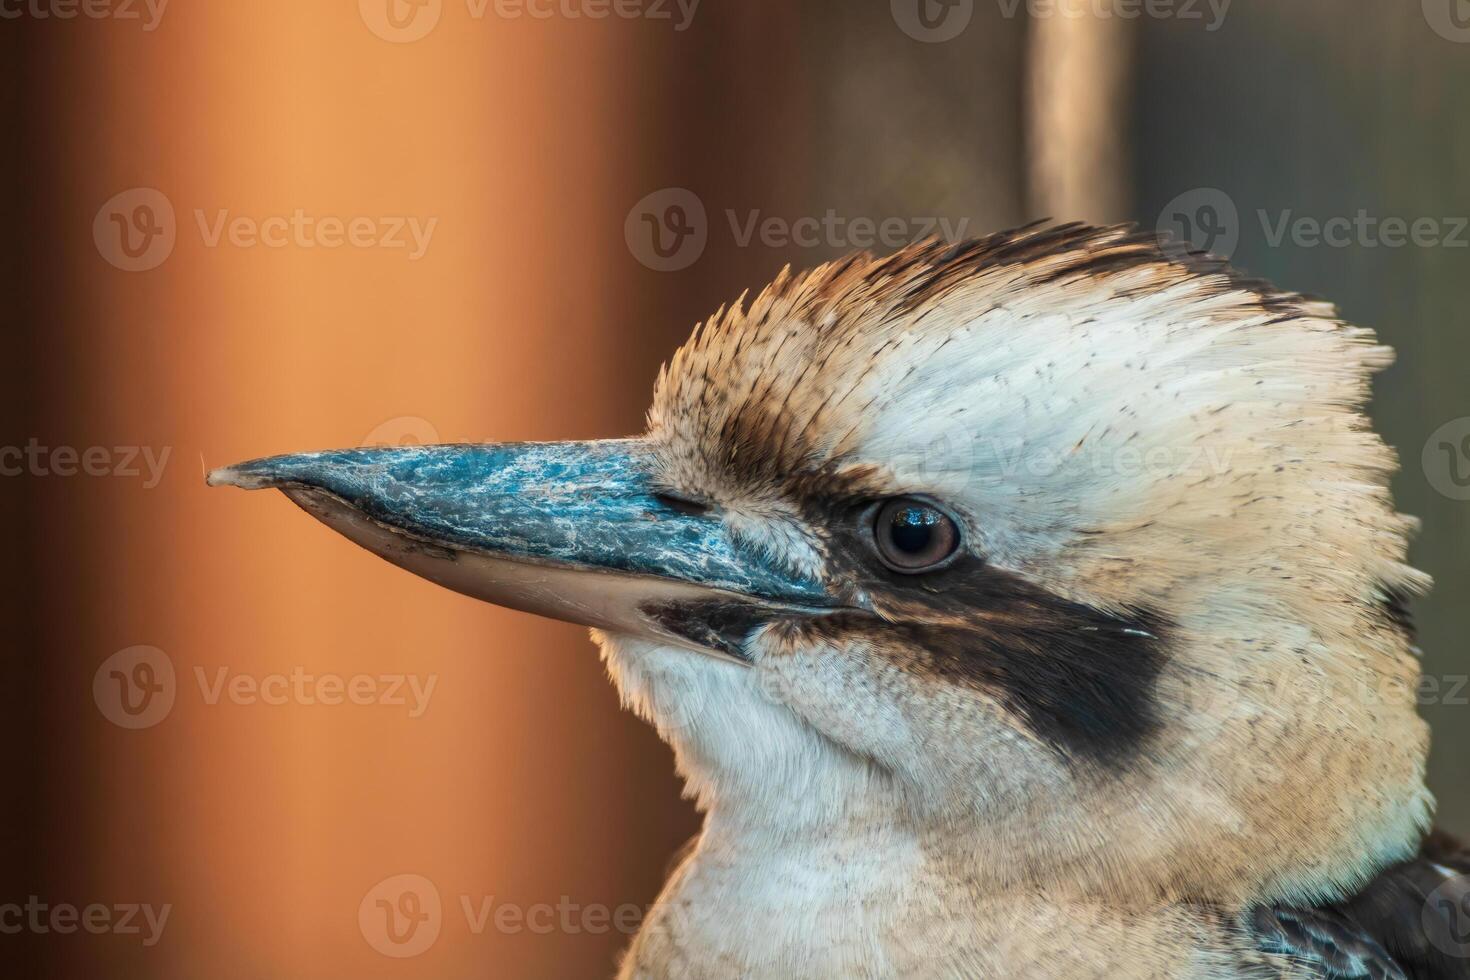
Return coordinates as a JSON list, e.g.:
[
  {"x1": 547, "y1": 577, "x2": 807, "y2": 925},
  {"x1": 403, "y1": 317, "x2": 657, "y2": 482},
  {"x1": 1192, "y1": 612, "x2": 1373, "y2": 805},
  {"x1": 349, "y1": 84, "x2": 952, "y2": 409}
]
[{"x1": 872, "y1": 498, "x2": 960, "y2": 573}]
